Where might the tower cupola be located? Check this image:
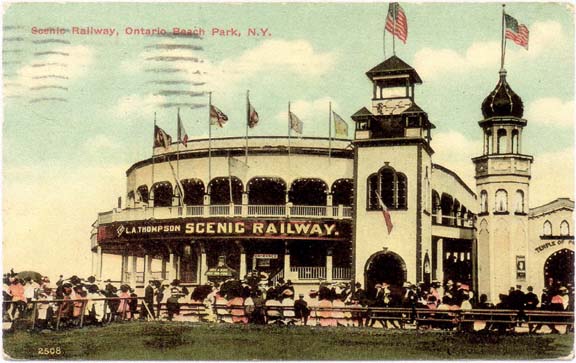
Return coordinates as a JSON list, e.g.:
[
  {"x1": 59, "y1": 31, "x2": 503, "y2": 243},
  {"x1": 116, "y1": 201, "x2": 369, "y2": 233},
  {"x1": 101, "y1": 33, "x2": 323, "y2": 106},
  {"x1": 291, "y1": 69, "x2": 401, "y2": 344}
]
[{"x1": 481, "y1": 69, "x2": 524, "y2": 119}]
